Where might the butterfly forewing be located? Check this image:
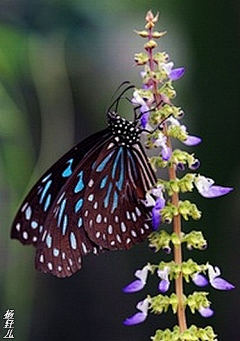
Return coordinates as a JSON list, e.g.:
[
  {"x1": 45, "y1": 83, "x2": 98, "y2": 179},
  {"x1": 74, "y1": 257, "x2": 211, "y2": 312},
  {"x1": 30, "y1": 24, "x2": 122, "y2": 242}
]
[
  {"x1": 35, "y1": 135, "x2": 112, "y2": 277},
  {"x1": 11, "y1": 129, "x2": 111, "y2": 277}
]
